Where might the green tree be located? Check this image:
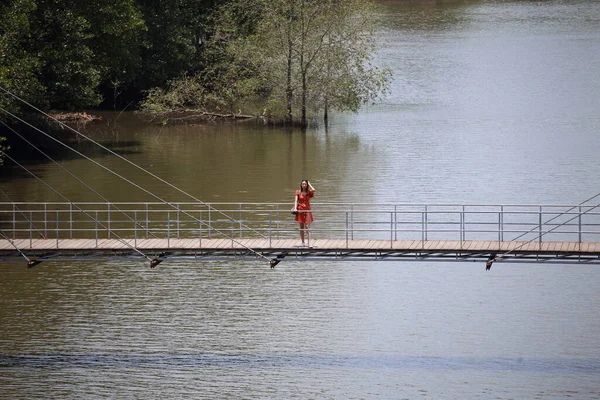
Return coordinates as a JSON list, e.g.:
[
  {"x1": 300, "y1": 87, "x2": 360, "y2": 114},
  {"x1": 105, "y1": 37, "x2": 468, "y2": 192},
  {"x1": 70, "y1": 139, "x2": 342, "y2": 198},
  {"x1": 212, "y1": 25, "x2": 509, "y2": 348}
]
[
  {"x1": 1, "y1": 0, "x2": 149, "y2": 111},
  {"x1": 135, "y1": 0, "x2": 210, "y2": 90},
  {"x1": 35, "y1": 1, "x2": 103, "y2": 109},
  {"x1": 0, "y1": 0, "x2": 45, "y2": 115},
  {"x1": 310, "y1": 0, "x2": 392, "y2": 124},
  {"x1": 213, "y1": 0, "x2": 391, "y2": 127},
  {"x1": 82, "y1": 0, "x2": 146, "y2": 108},
  {"x1": 0, "y1": 0, "x2": 41, "y2": 162}
]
